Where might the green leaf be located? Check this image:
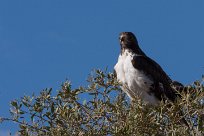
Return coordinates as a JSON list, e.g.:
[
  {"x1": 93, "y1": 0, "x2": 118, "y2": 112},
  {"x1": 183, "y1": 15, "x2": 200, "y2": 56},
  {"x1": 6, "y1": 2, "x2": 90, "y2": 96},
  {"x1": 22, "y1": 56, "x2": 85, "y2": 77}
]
[
  {"x1": 10, "y1": 101, "x2": 18, "y2": 108},
  {"x1": 83, "y1": 100, "x2": 87, "y2": 105}
]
